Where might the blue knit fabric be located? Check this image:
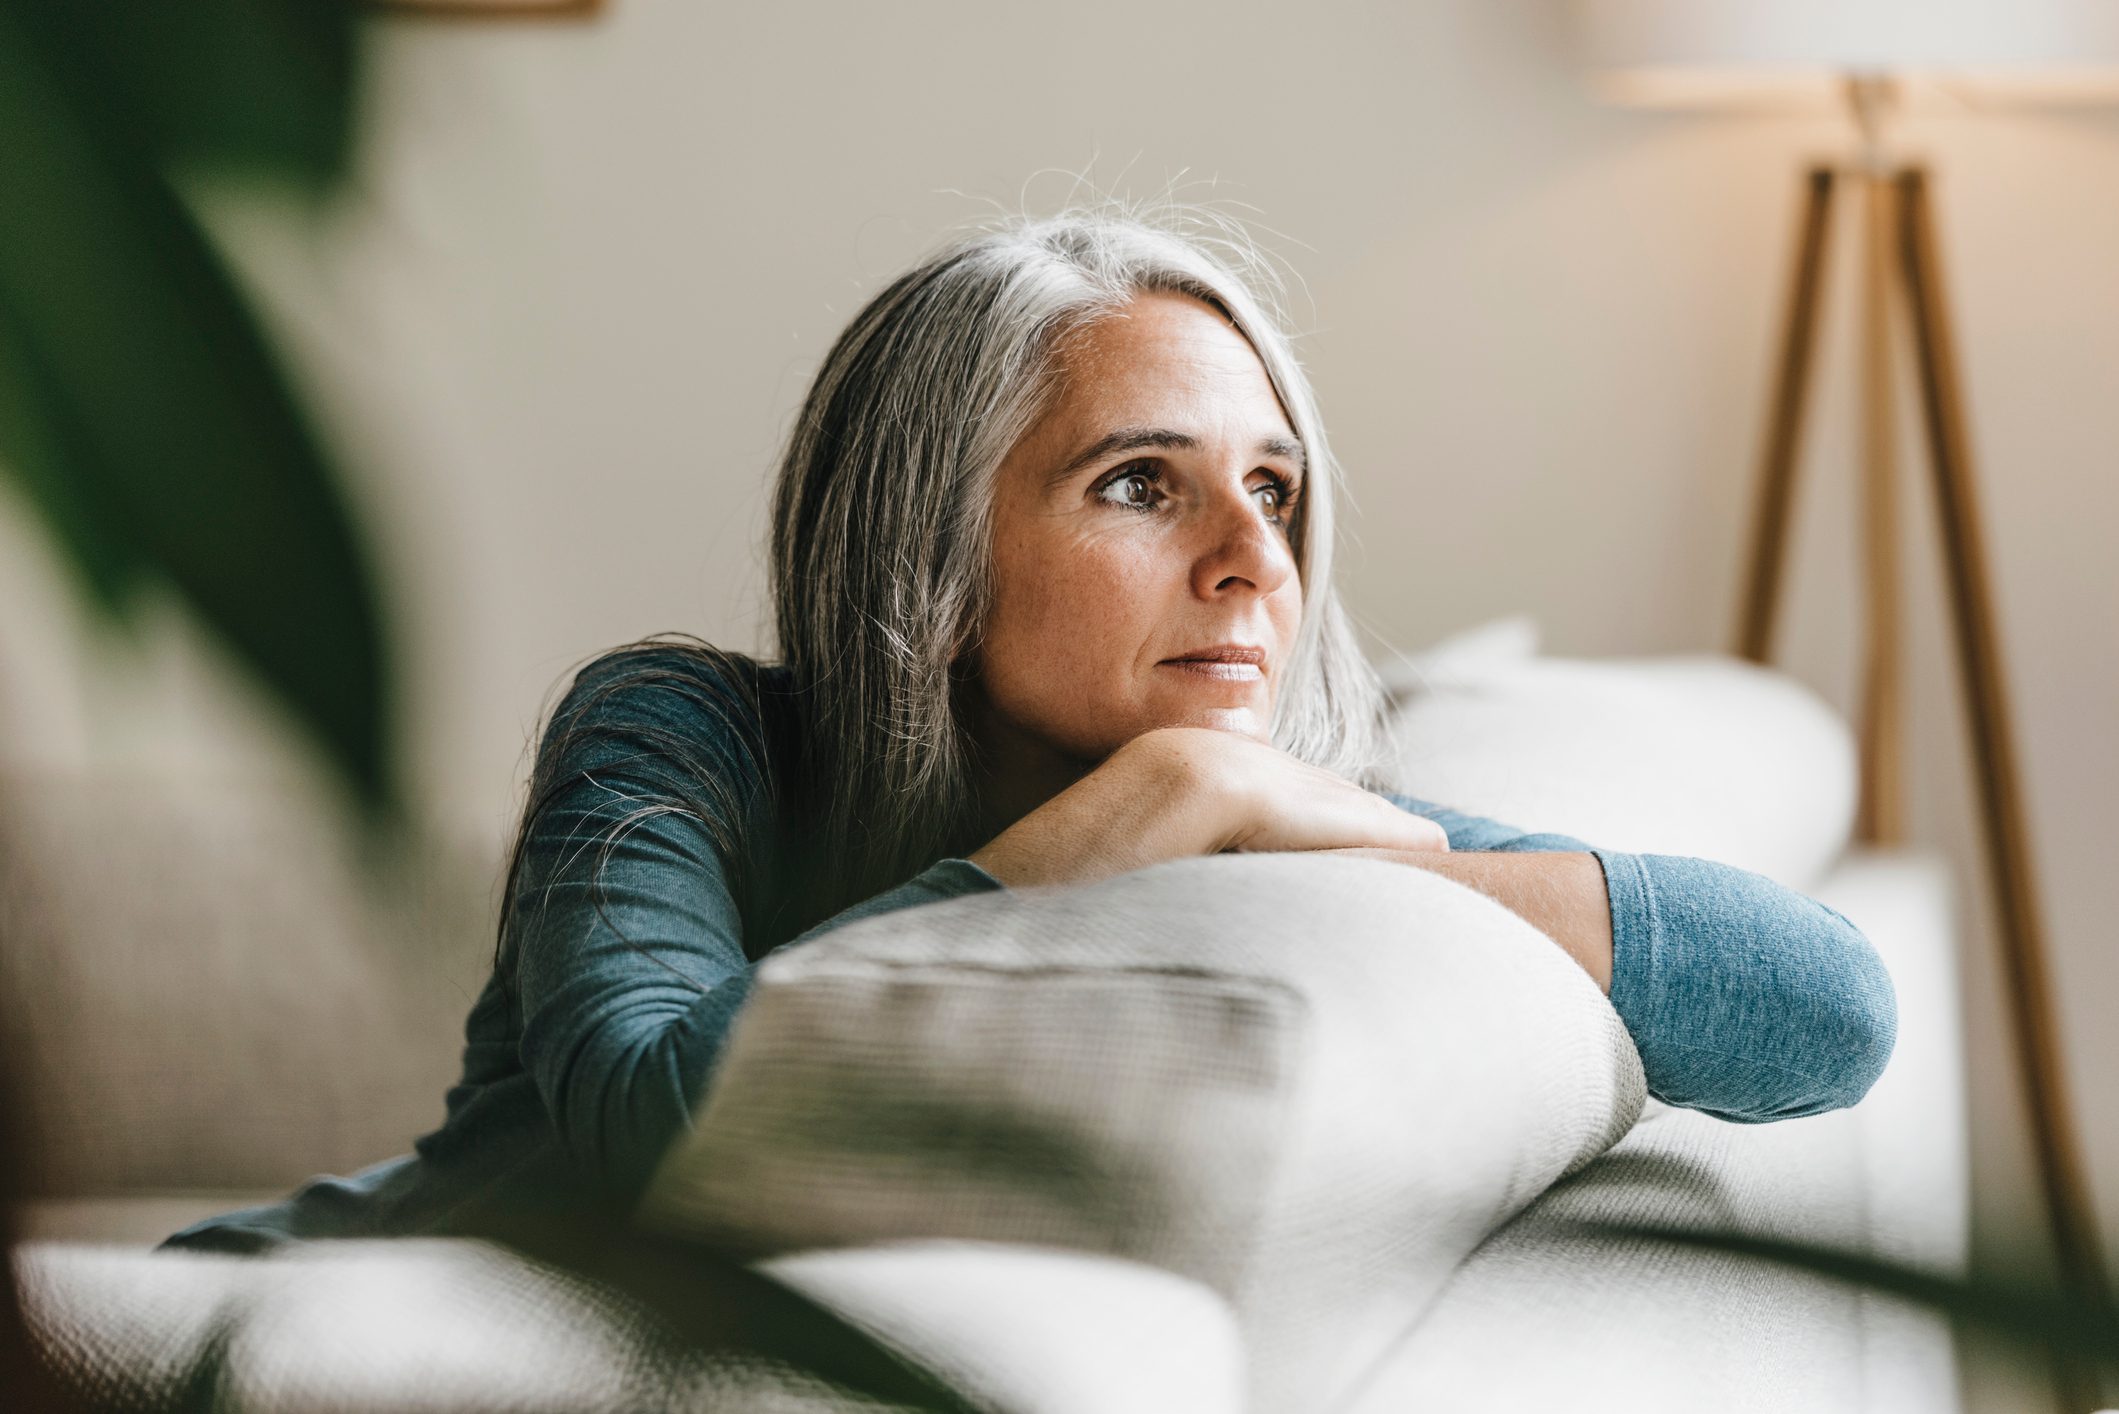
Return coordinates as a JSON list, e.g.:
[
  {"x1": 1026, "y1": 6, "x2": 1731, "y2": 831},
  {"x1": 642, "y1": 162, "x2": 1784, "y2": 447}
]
[
  {"x1": 1376, "y1": 796, "x2": 1896, "y2": 1125},
  {"x1": 162, "y1": 648, "x2": 1895, "y2": 1253}
]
